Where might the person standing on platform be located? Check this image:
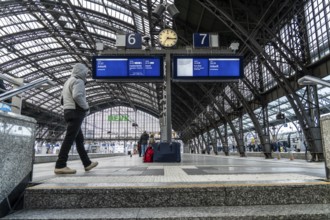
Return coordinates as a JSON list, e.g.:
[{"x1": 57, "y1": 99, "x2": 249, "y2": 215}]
[
  {"x1": 139, "y1": 131, "x2": 149, "y2": 157},
  {"x1": 137, "y1": 140, "x2": 142, "y2": 157},
  {"x1": 54, "y1": 63, "x2": 98, "y2": 174},
  {"x1": 149, "y1": 133, "x2": 155, "y2": 145}
]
